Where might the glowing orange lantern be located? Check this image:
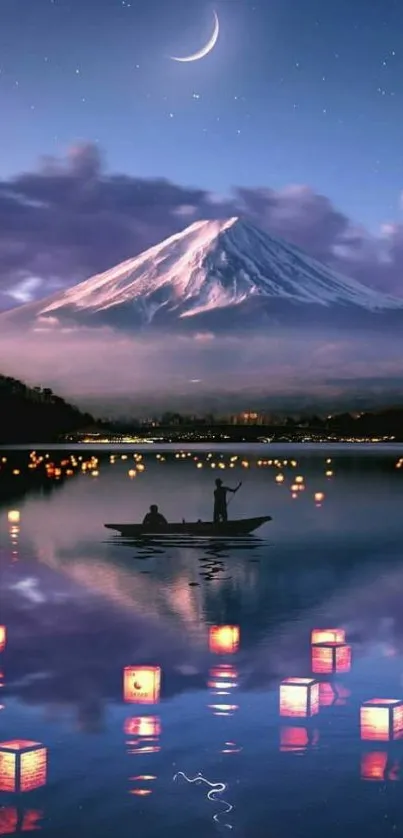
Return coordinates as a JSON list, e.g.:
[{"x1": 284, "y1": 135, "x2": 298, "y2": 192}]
[
  {"x1": 279, "y1": 678, "x2": 319, "y2": 718},
  {"x1": 311, "y1": 642, "x2": 351, "y2": 674},
  {"x1": 360, "y1": 699, "x2": 403, "y2": 741},
  {"x1": 311, "y1": 628, "x2": 345, "y2": 644},
  {"x1": 0, "y1": 627, "x2": 5, "y2": 653},
  {"x1": 0, "y1": 740, "x2": 47, "y2": 792},
  {"x1": 7, "y1": 511, "x2": 20, "y2": 524},
  {"x1": 209, "y1": 626, "x2": 240, "y2": 655},
  {"x1": 124, "y1": 717, "x2": 161, "y2": 738},
  {"x1": 123, "y1": 667, "x2": 161, "y2": 704}
]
